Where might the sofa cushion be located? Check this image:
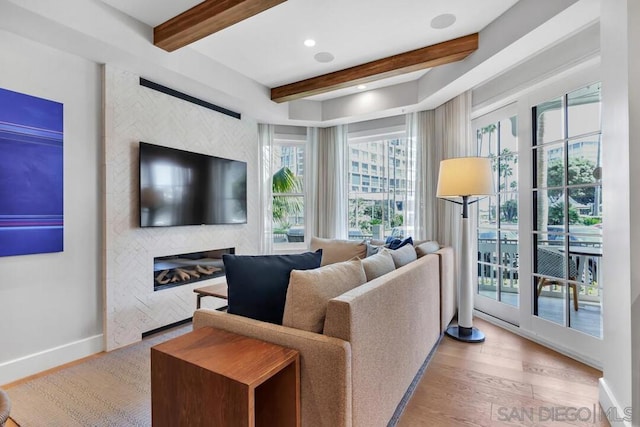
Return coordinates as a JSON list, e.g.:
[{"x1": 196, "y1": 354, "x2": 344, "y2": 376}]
[
  {"x1": 283, "y1": 259, "x2": 366, "y2": 333},
  {"x1": 390, "y1": 243, "x2": 417, "y2": 268},
  {"x1": 415, "y1": 241, "x2": 440, "y2": 258},
  {"x1": 310, "y1": 236, "x2": 367, "y2": 266},
  {"x1": 361, "y1": 249, "x2": 395, "y2": 281},
  {"x1": 223, "y1": 250, "x2": 322, "y2": 324}
]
